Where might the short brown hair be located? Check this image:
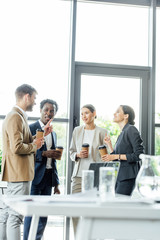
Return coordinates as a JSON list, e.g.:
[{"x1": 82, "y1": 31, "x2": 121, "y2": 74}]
[{"x1": 15, "y1": 84, "x2": 37, "y2": 100}]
